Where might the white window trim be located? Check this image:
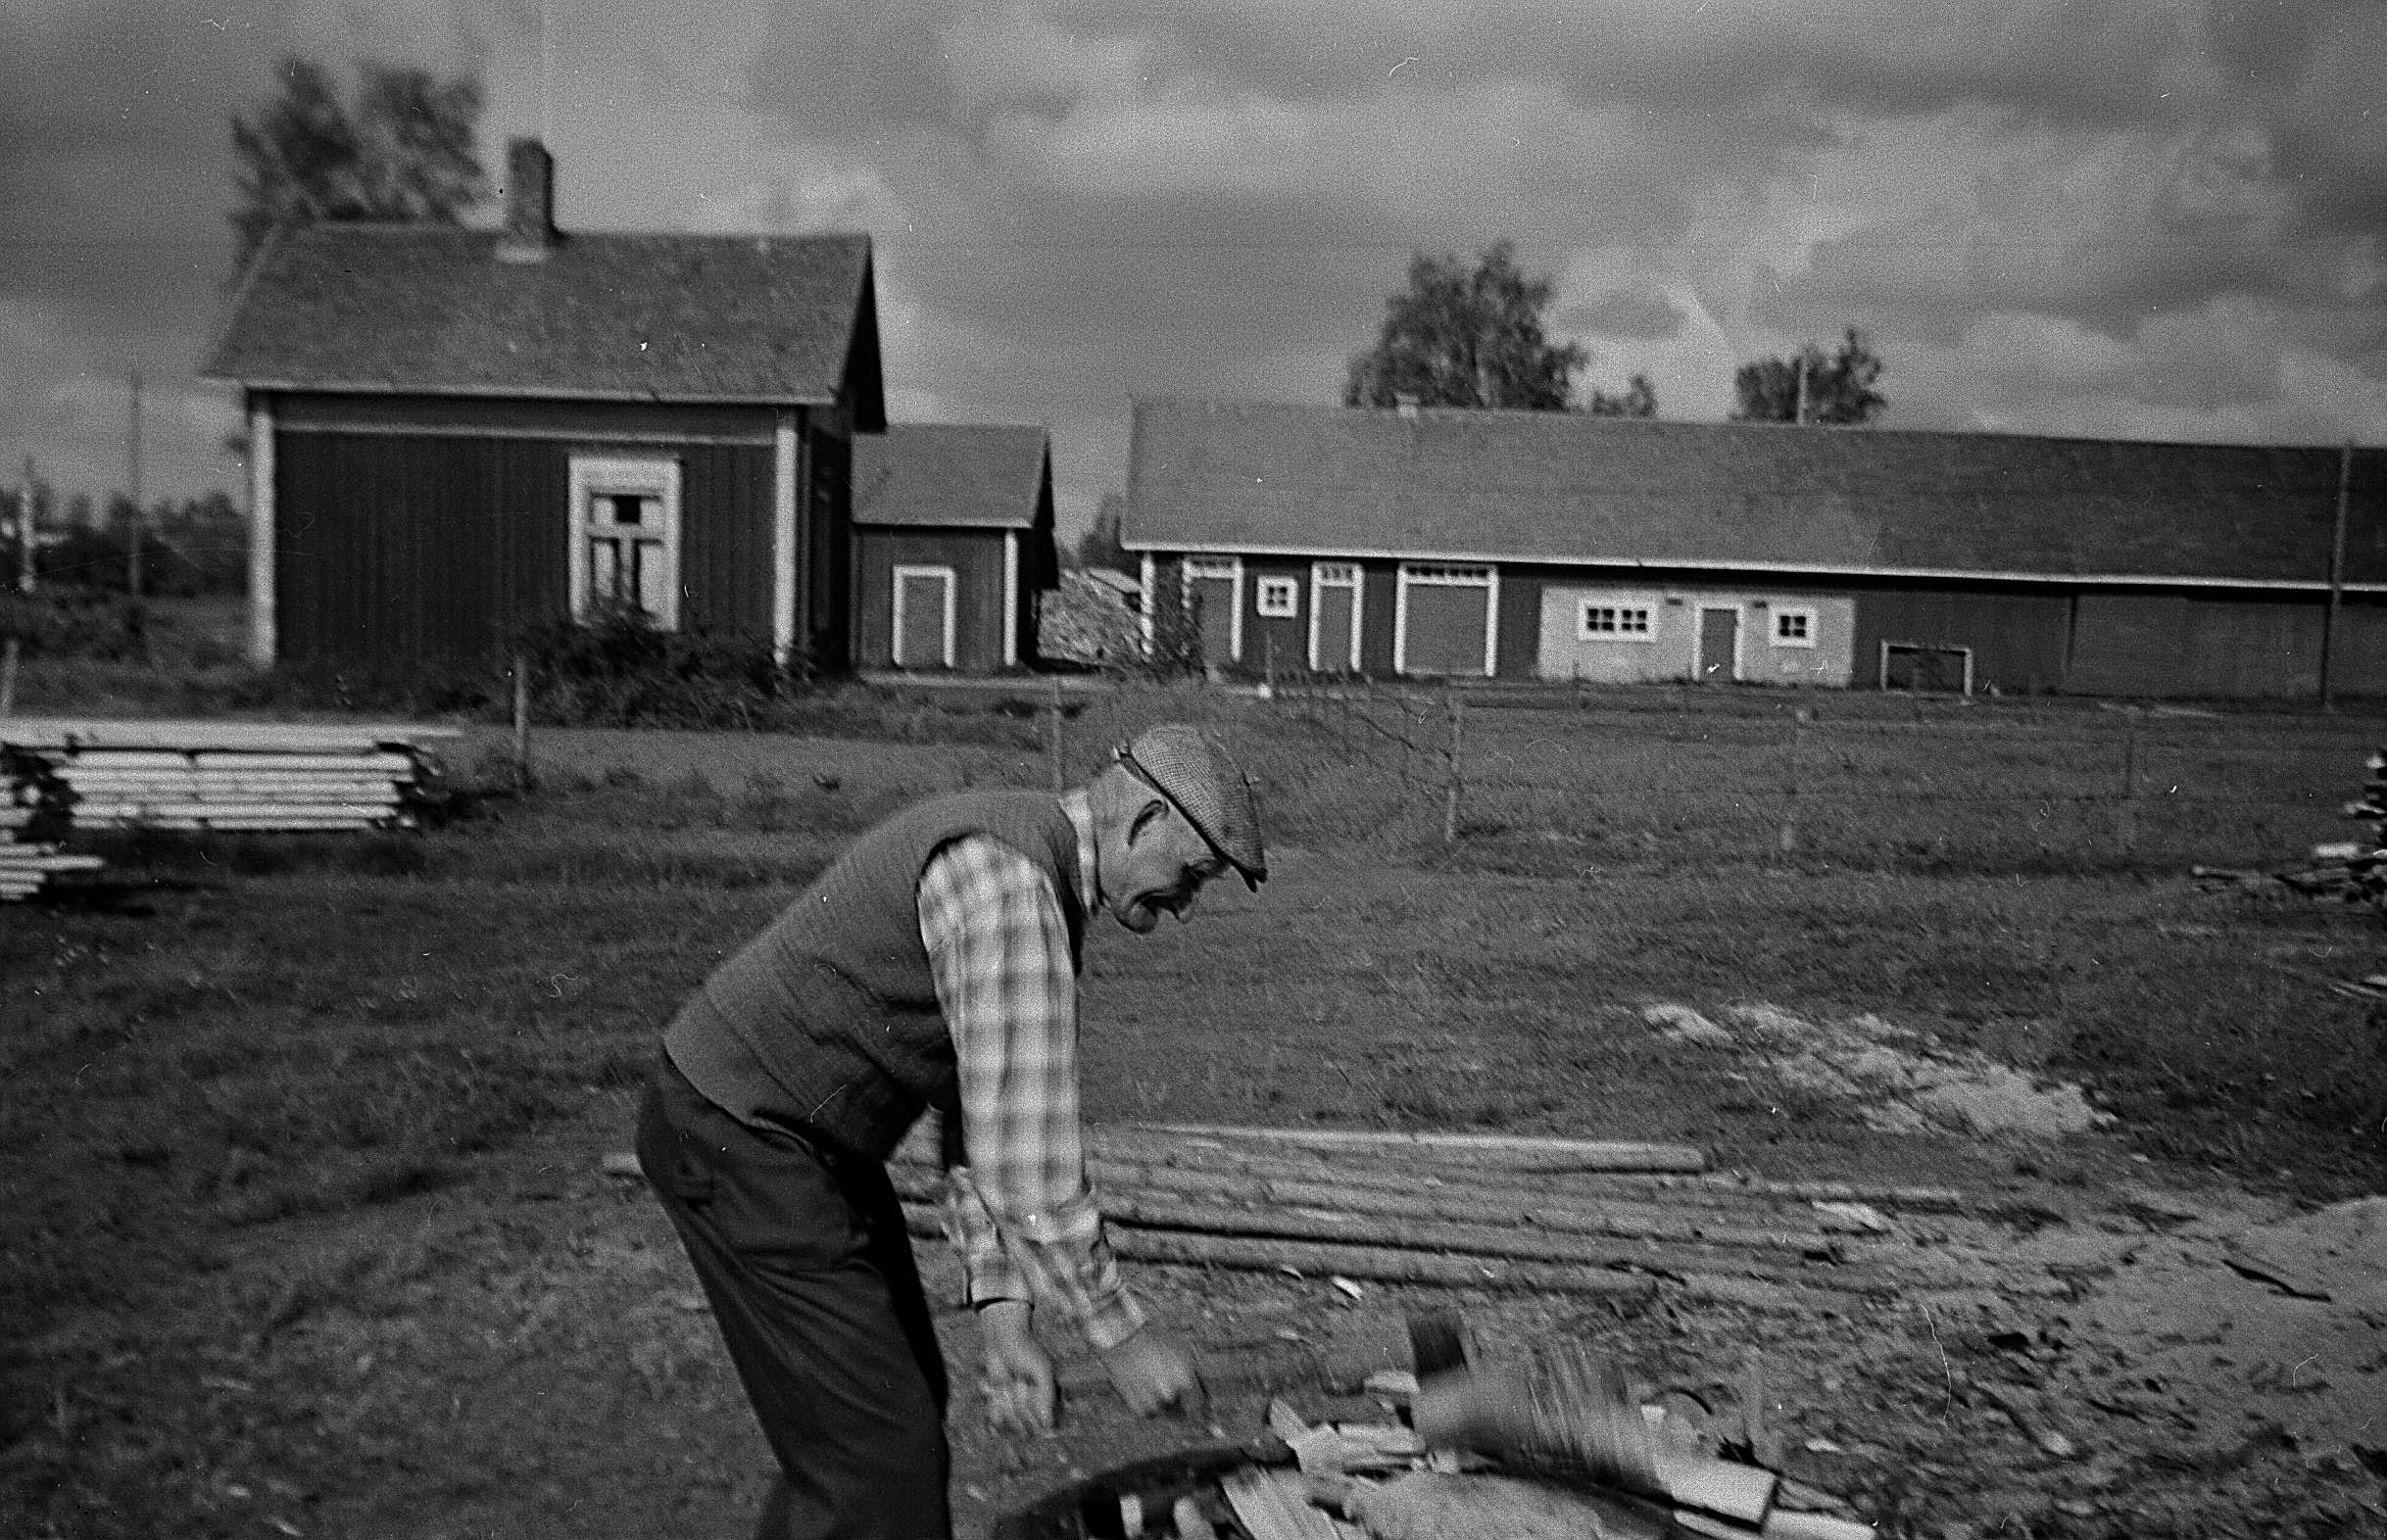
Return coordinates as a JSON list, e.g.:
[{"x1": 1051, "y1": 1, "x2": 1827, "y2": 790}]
[
  {"x1": 1576, "y1": 594, "x2": 1660, "y2": 644},
  {"x1": 1255, "y1": 575, "x2": 1299, "y2": 619},
  {"x1": 568, "y1": 454, "x2": 683, "y2": 629},
  {"x1": 1694, "y1": 603, "x2": 1743, "y2": 683},
  {"x1": 891, "y1": 563, "x2": 958, "y2": 669},
  {"x1": 1393, "y1": 562, "x2": 1498, "y2": 678},
  {"x1": 1308, "y1": 561, "x2": 1363, "y2": 672},
  {"x1": 1772, "y1": 605, "x2": 1819, "y2": 650},
  {"x1": 247, "y1": 397, "x2": 276, "y2": 666},
  {"x1": 1183, "y1": 554, "x2": 1244, "y2": 661}
]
